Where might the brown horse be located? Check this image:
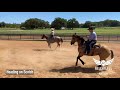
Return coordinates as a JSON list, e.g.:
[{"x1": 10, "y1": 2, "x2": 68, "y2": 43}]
[
  {"x1": 71, "y1": 34, "x2": 114, "y2": 66},
  {"x1": 41, "y1": 34, "x2": 63, "y2": 48}
]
